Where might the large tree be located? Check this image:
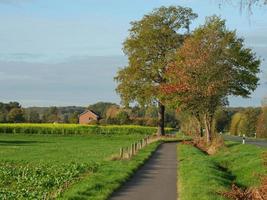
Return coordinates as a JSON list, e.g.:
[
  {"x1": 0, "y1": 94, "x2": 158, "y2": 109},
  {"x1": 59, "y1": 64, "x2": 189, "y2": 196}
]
[
  {"x1": 162, "y1": 16, "x2": 260, "y2": 142},
  {"x1": 115, "y1": 6, "x2": 197, "y2": 135}
]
